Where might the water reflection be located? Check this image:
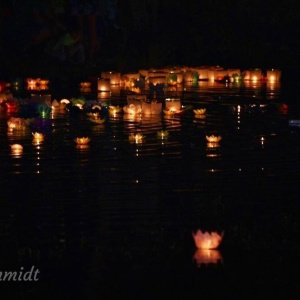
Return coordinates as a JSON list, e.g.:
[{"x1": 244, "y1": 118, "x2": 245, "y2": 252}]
[
  {"x1": 193, "y1": 249, "x2": 223, "y2": 267},
  {"x1": 0, "y1": 80, "x2": 299, "y2": 297}
]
